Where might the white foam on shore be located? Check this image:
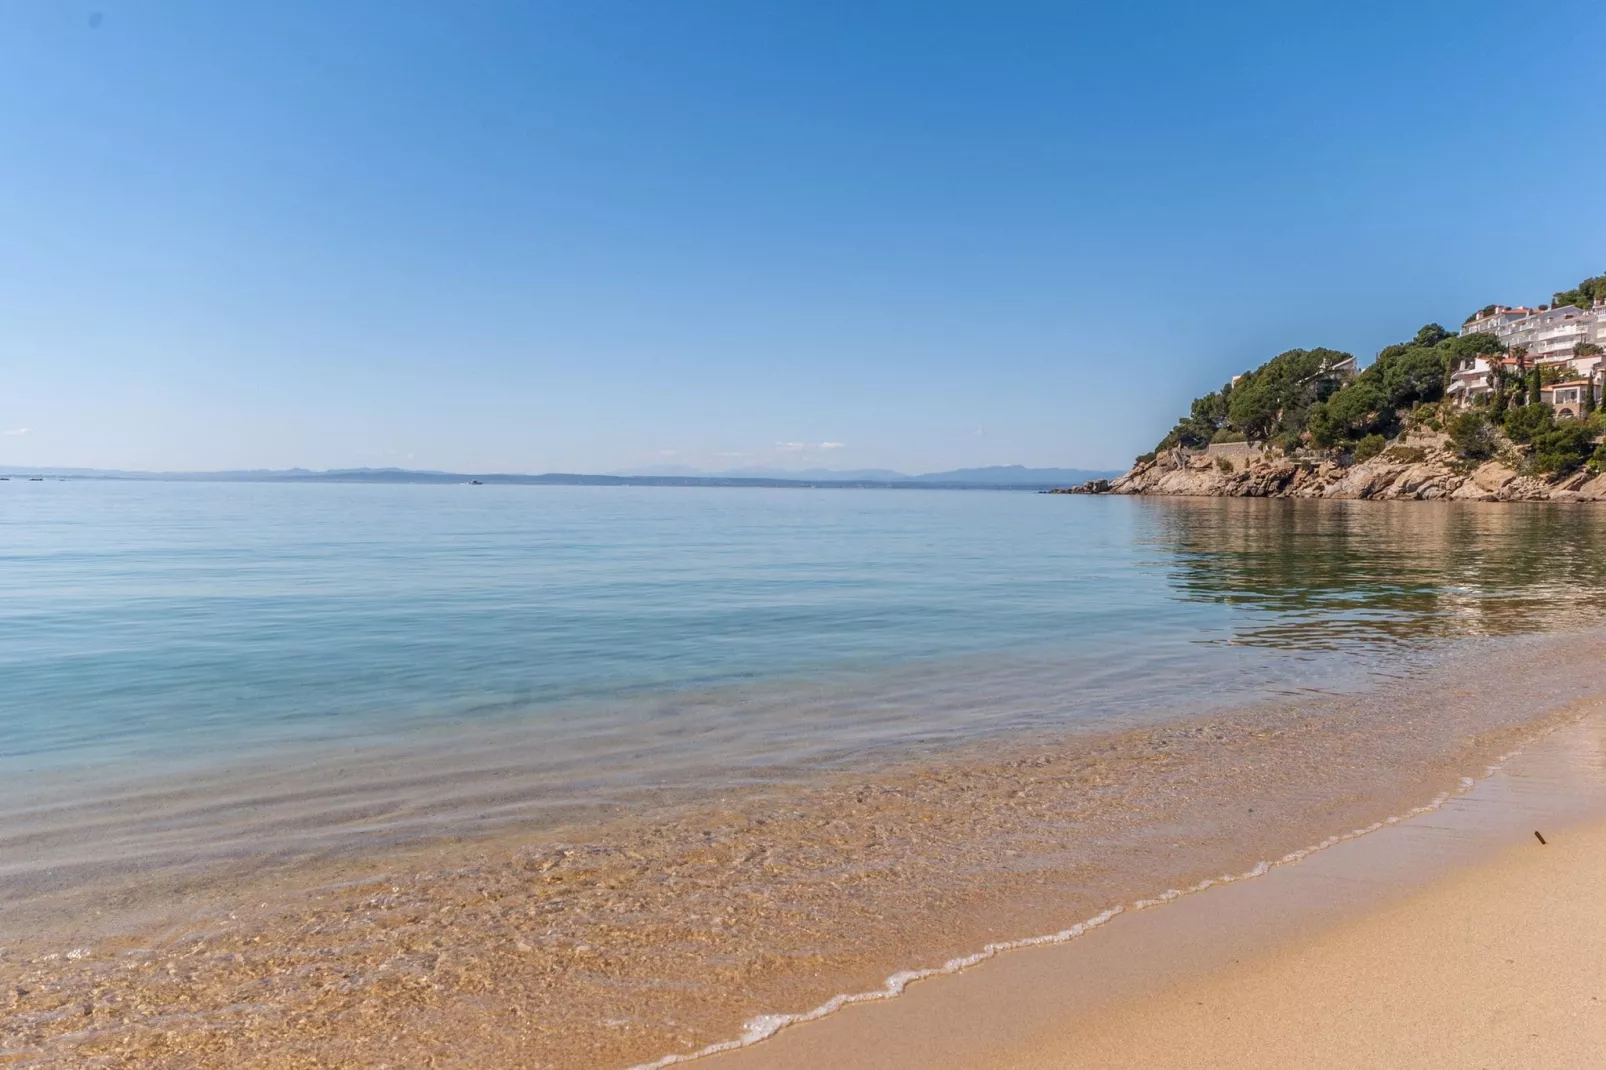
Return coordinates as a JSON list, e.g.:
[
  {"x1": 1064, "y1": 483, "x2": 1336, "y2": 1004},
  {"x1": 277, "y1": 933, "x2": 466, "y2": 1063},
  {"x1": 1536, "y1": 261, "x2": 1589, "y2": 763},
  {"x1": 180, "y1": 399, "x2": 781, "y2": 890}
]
[{"x1": 628, "y1": 723, "x2": 1567, "y2": 1070}]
